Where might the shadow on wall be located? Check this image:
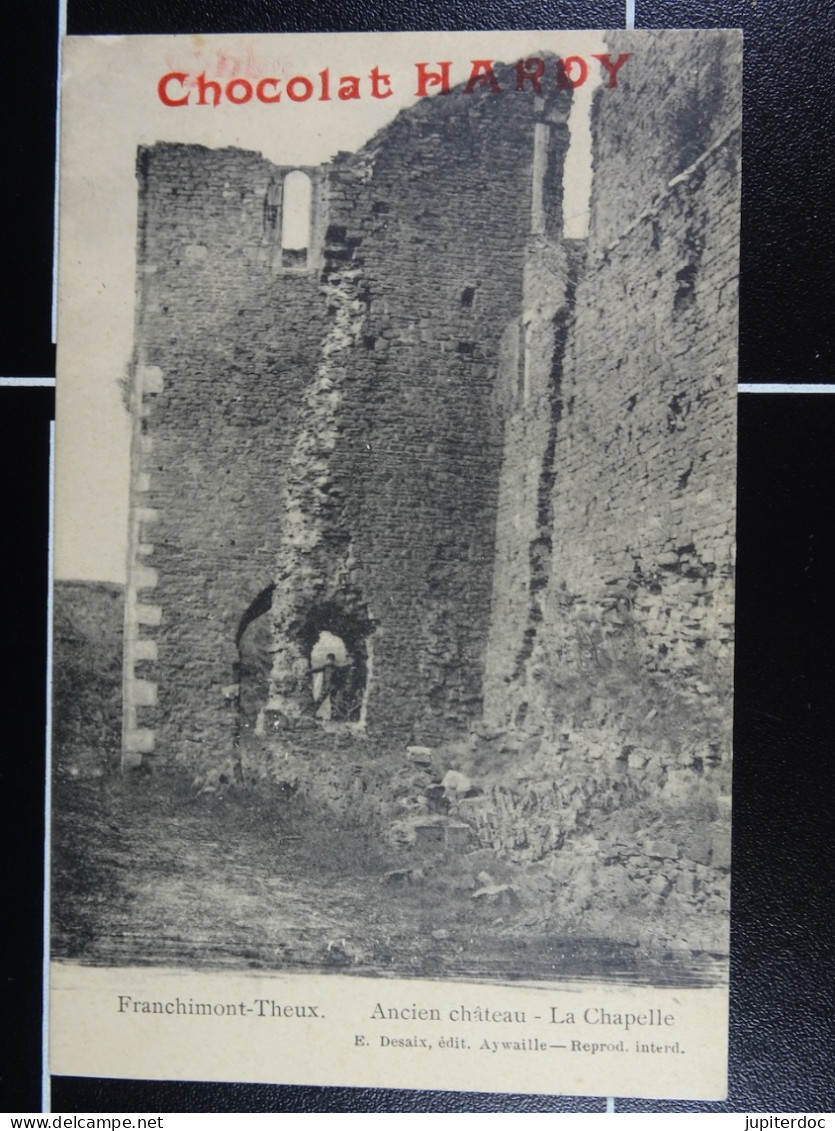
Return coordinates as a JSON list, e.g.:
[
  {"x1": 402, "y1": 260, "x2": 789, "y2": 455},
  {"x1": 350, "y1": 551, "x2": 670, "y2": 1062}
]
[{"x1": 235, "y1": 585, "x2": 275, "y2": 740}]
